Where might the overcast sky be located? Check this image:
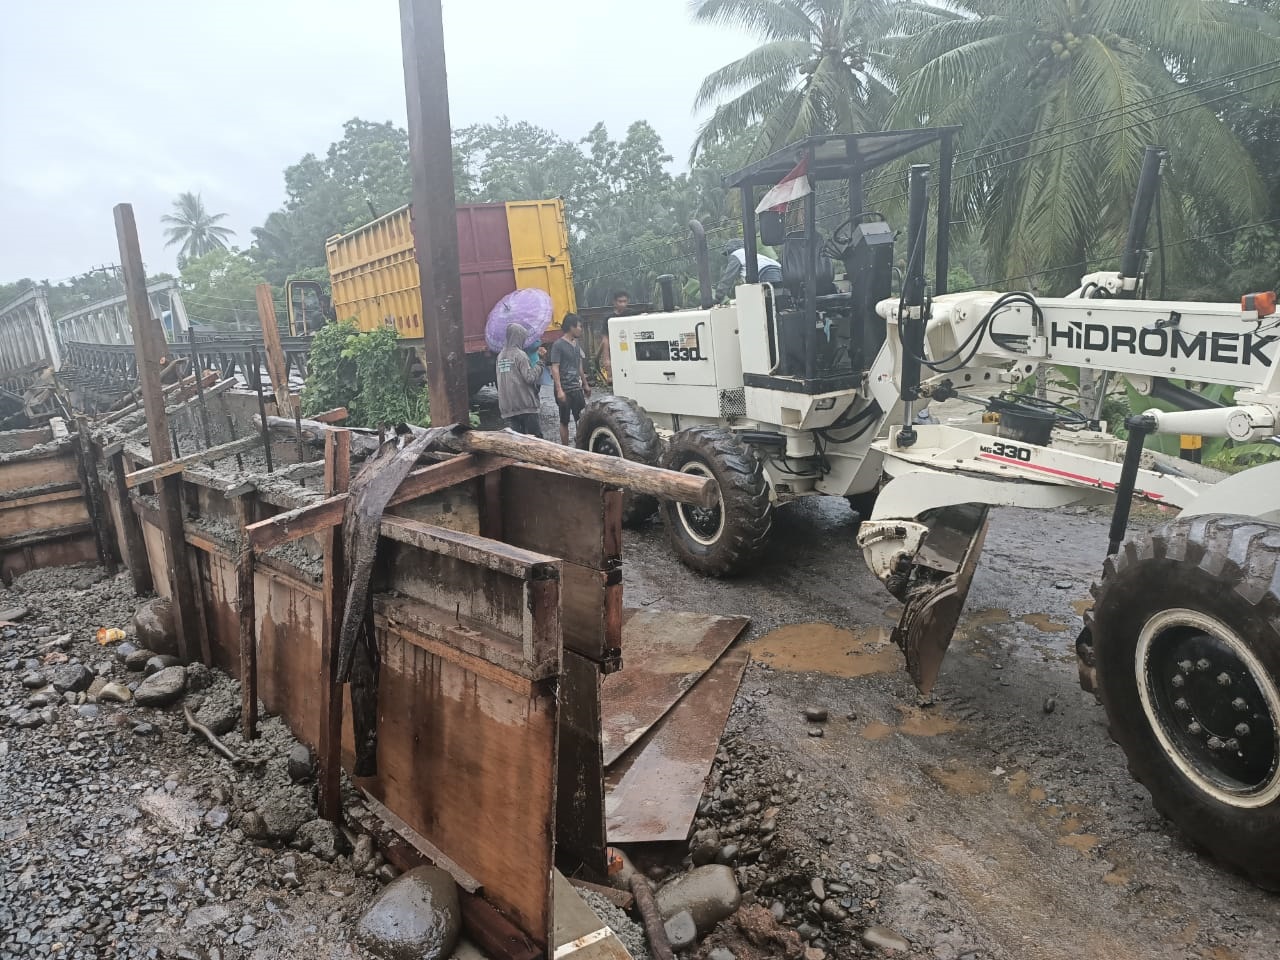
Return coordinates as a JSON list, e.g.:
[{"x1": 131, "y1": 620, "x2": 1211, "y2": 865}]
[{"x1": 0, "y1": 0, "x2": 755, "y2": 286}]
